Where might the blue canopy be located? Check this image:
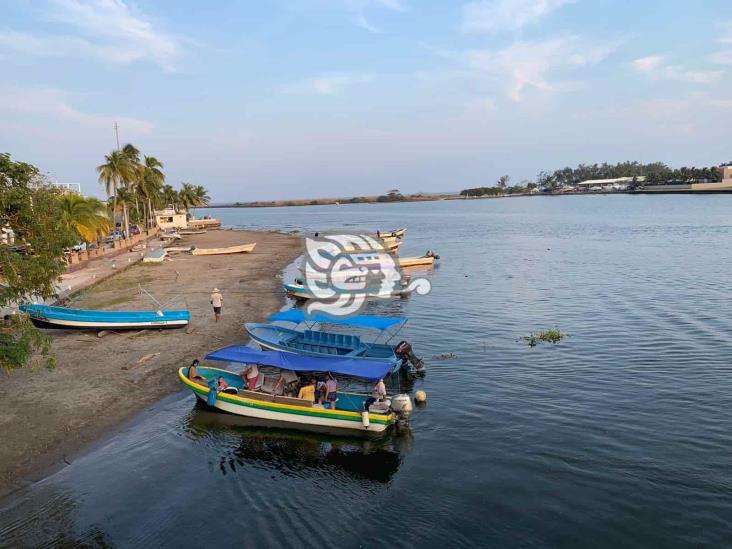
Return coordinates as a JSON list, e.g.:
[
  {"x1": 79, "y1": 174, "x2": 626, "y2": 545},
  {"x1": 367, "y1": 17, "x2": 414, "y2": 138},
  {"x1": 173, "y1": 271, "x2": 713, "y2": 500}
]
[
  {"x1": 205, "y1": 346, "x2": 392, "y2": 381},
  {"x1": 267, "y1": 309, "x2": 404, "y2": 331}
]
